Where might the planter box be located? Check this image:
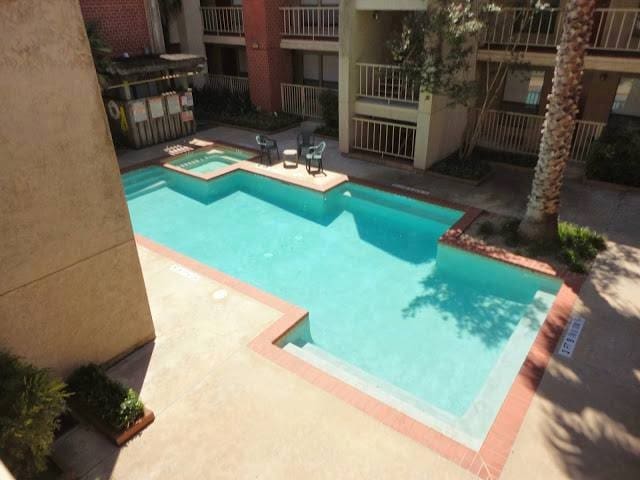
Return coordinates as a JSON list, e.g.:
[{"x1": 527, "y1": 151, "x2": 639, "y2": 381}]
[{"x1": 70, "y1": 403, "x2": 155, "y2": 446}]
